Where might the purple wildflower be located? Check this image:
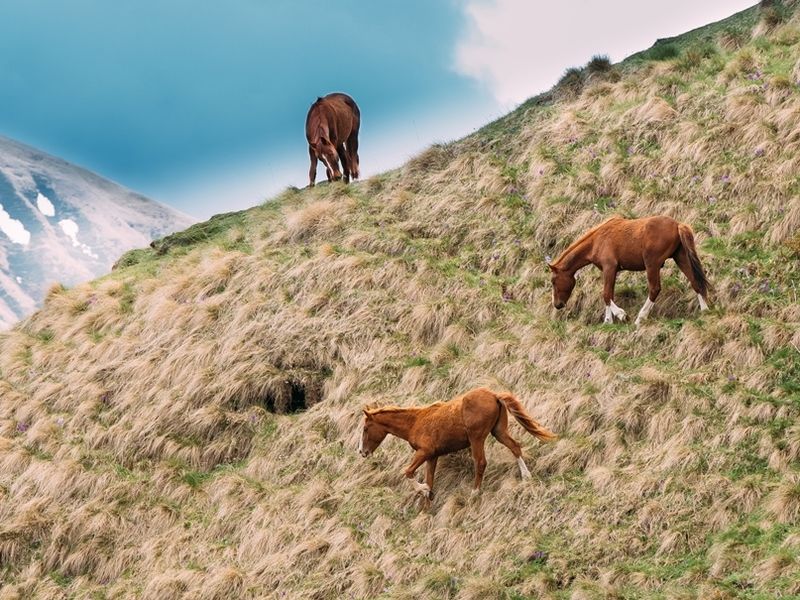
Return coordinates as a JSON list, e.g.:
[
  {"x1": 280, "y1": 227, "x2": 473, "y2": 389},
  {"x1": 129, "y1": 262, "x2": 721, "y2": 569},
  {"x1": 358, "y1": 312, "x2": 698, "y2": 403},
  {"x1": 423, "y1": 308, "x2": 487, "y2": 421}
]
[
  {"x1": 708, "y1": 196, "x2": 717, "y2": 204},
  {"x1": 16, "y1": 422, "x2": 28, "y2": 433},
  {"x1": 56, "y1": 417, "x2": 65, "y2": 427},
  {"x1": 721, "y1": 175, "x2": 731, "y2": 184},
  {"x1": 754, "y1": 147, "x2": 765, "y2": 157}
]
